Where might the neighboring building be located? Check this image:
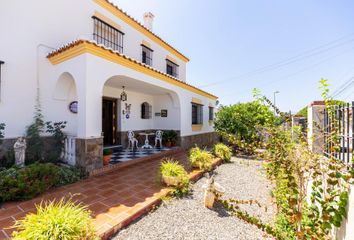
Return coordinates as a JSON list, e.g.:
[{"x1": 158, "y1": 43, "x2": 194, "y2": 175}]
[{"x1": 0, "y1": 0, "x2": 218, "y2": 171}]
